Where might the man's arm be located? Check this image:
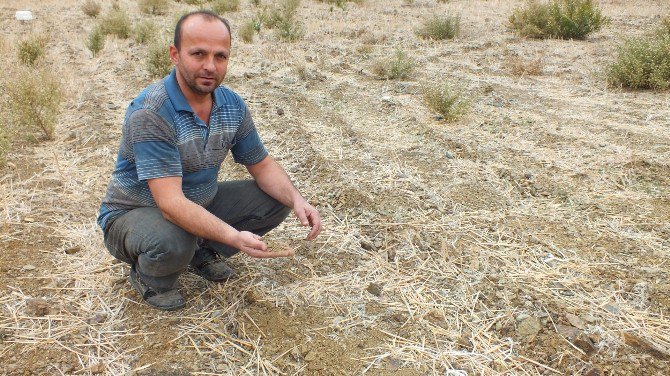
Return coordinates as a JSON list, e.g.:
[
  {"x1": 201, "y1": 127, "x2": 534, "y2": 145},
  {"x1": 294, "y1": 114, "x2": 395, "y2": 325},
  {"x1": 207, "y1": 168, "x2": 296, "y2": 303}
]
[
  {"x1": 246, "y1": 156, "x2": 322, "y2": 240},
  {"x1": 147, "y1": 176, "x2": 294, "y2": 258}
]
